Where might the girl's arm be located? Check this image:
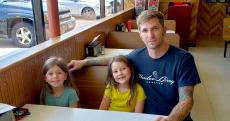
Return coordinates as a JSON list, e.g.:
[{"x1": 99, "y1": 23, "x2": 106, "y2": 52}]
[
  {"x1": 69, "y1": 101, "x2": 80, "y2": 108},
  {"x1": 99, "y1": 96, "x2": 111, "y2": 110},
  {"x1": 134, "y1": 100, "x2": 145, "y2": 113}
]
